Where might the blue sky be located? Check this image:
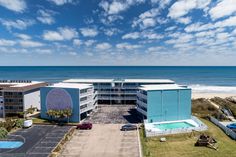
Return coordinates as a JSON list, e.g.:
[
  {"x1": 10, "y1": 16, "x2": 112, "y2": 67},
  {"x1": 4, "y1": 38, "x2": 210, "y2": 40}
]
[{"x1": 0, "y1": 0, "x2": 235, "y2": 66}]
